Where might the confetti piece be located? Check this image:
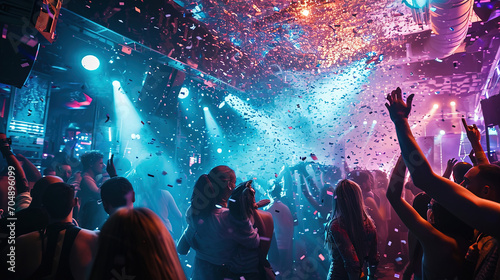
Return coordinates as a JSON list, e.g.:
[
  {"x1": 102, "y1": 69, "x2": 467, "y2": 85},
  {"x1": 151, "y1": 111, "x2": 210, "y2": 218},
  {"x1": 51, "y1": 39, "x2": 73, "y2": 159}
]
[
  {"x1": 318, "y1": 254, "x2": 325, "y2": 261},
  {"x1": 167, "y1": 184, "x2": 173, "y2": 187},
  {"x1": 105, "y1": 114, "x2": 110, "y2": 123},
  {"x1": 147, "y1": 174, "x2": 154, "y2": 177},
  {"x1": 162, "y1": 171, "x2": 167, "y2": 175},
  {"x1": 300, "y1": 255, "x2": 306, "y2": 260}
]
